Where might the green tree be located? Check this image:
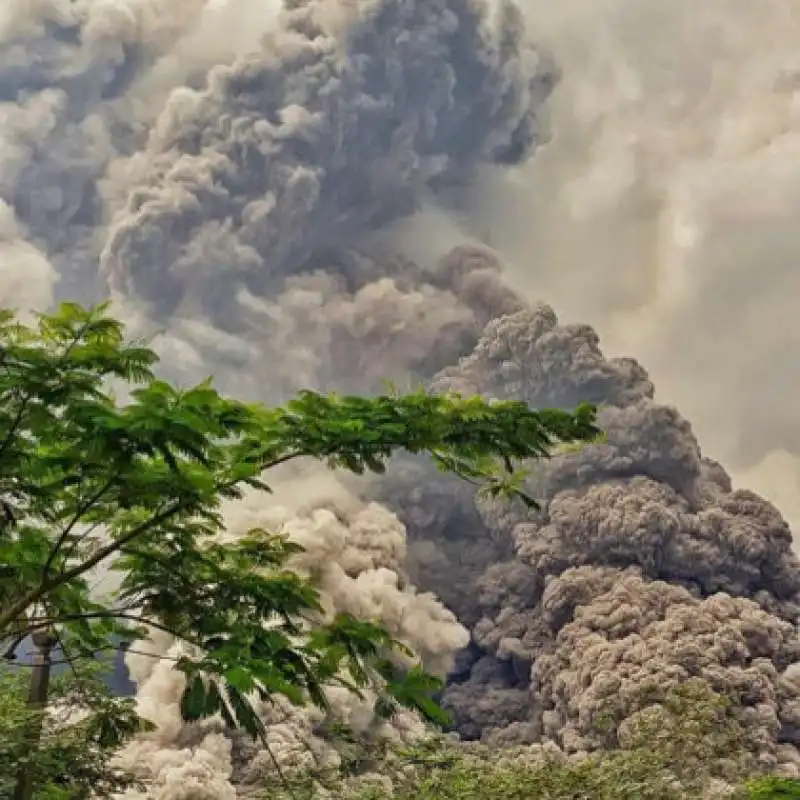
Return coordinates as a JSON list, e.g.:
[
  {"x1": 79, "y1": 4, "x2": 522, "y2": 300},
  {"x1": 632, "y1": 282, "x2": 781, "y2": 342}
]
[
  {"x1": 615, "y1": 679, "x2": 757, "y2": 791},
  {"x1": 267, "y1": 738, "x2": 687, "y2": 800},
  {"x1": 262, "y1": 680, "x2": 779, "y2": 800},
  {"x1": 0, "y1": 301, "x2": 599, "y2": 747},
  {"x1": 0, "y1": 660, "x2": 142, "y2": 798},
  {"x1": 745, "y1": 776, "x2": 800, "y2": 799}
]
